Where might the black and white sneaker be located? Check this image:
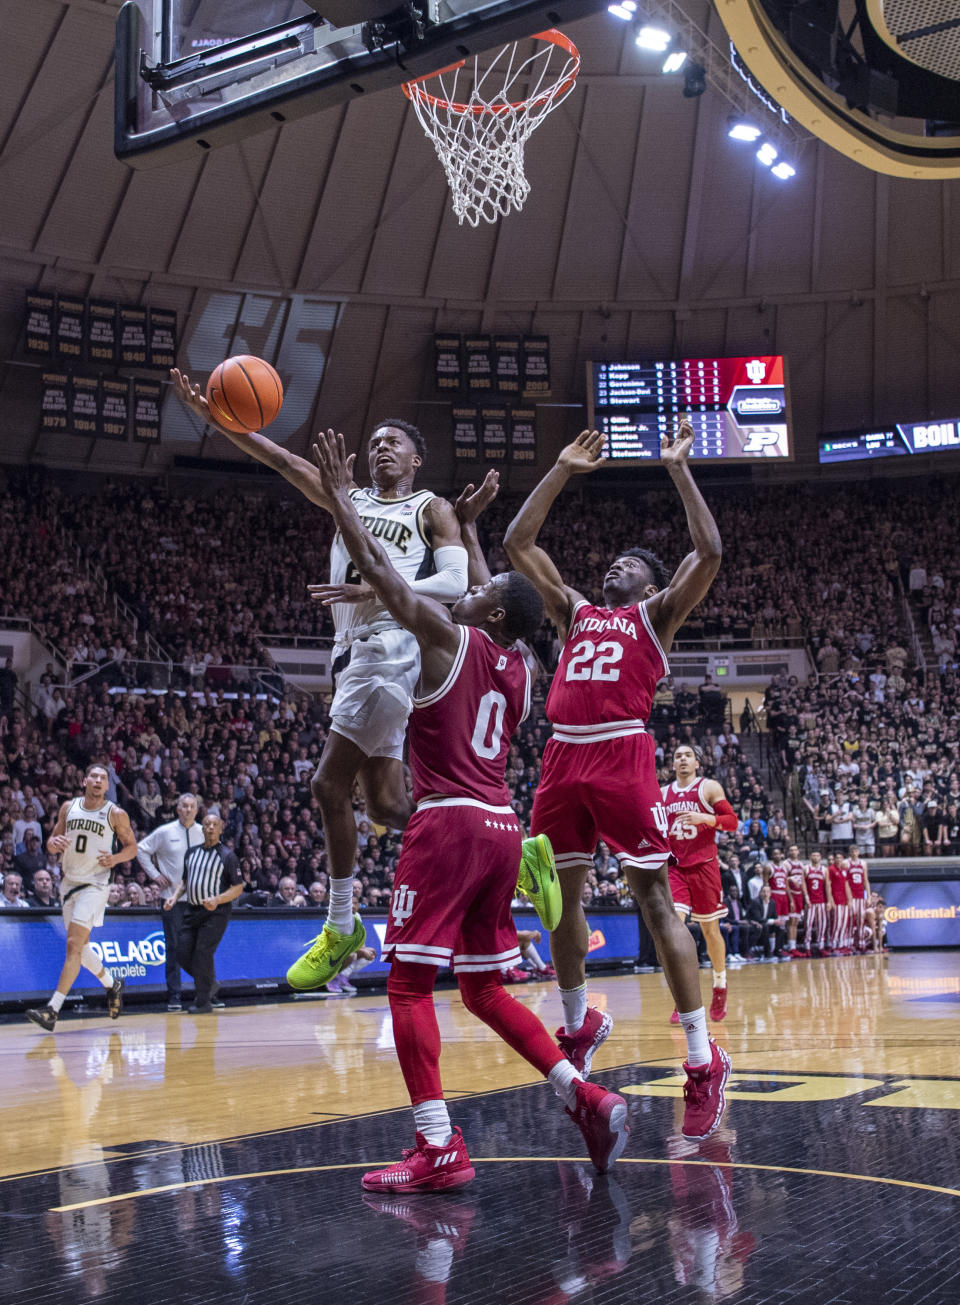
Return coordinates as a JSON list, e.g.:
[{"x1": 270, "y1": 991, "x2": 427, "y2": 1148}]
[
  {"x1": 26, "y1": 1005, "x2": 58, "y2": 1032},
  {"x1": 107, "y1": 977, "x2": 124, "y2": 1019}
]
